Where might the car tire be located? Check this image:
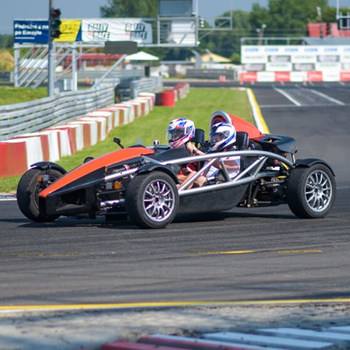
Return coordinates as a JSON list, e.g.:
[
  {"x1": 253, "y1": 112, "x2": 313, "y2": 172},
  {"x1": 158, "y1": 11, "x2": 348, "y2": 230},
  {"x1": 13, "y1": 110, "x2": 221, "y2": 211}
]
[
  {"x1": 125, "y1": 171, "x2": 179, "y2": 229},
  {"x1": 17, "y1": 168, "x2": 64, "y2": 222},
  {"x1": 286, "y1": 164, "x2": 336, "y2": 218}
]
